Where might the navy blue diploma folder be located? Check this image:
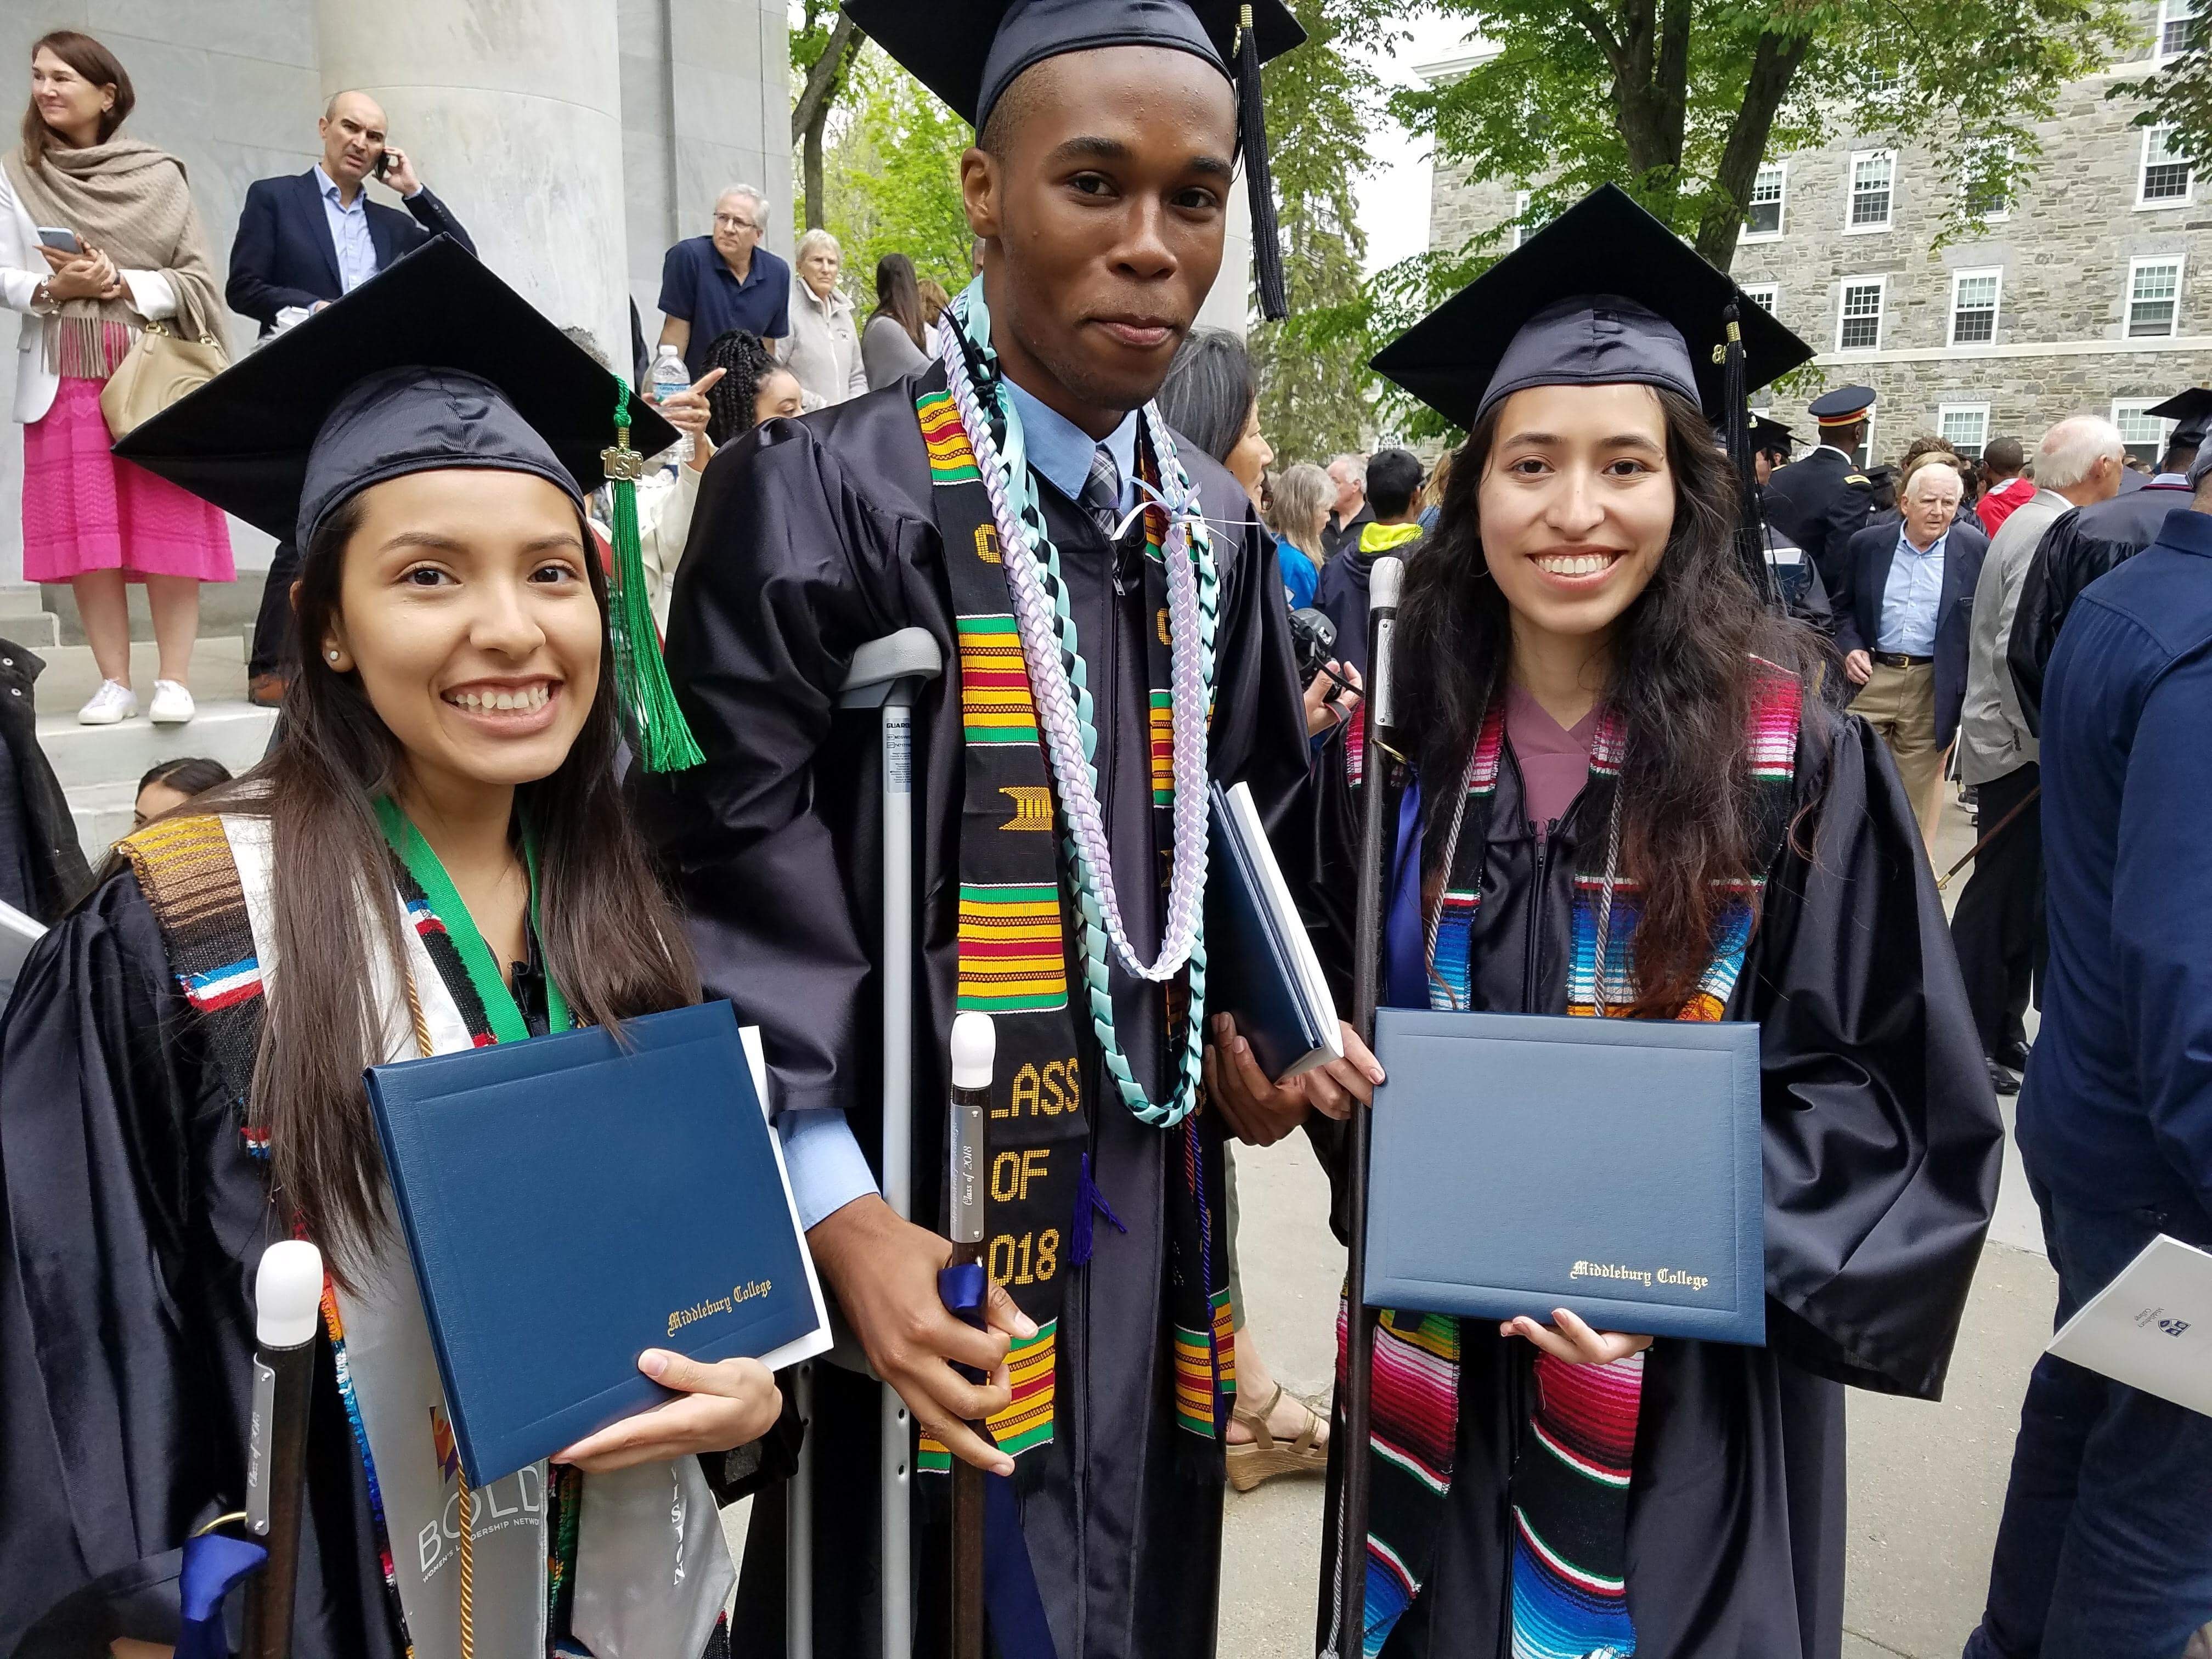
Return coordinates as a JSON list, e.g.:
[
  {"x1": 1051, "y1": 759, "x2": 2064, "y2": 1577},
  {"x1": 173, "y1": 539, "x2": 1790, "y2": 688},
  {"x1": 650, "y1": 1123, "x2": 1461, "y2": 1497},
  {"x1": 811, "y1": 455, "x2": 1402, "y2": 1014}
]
[
  {"x1": 1364, "y1": 1008, "x2": 1766, "y2": 1345},
  {"x1": 365, "y1": 1000, "x2": 823, "y2": 1488},
  {"x1": 1206, "y1": 781, "x2": 1341, "y2": 1079}
]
